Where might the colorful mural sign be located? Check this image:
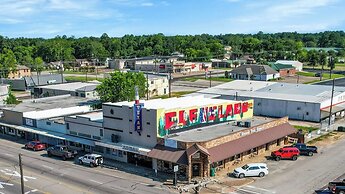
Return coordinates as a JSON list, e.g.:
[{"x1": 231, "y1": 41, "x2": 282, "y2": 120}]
[
  {"x1": 157, "y1": 100, "x2": 254, "y2": 137},
  {"x1": 134, "y1": 103, "x2": 144, "y2": 134}
]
